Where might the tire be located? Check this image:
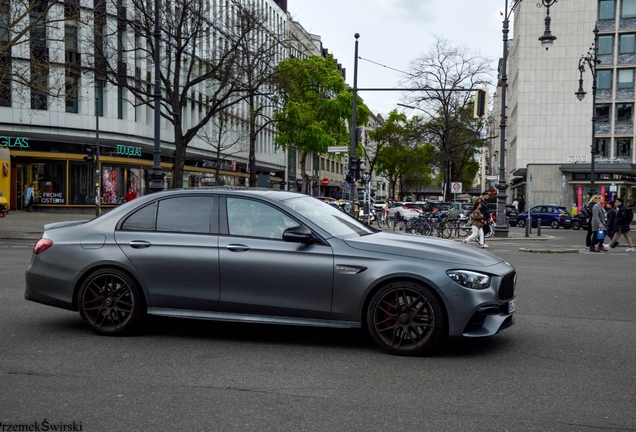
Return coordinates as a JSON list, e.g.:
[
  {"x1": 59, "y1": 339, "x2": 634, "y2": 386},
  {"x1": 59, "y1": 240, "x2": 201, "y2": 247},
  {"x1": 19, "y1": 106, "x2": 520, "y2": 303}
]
[
  {"x1": 517, "y1": 218, "x2": 526, "y2": 228},
  {"x1": 367, "y1": 282, "x2": 445, "y2": 356},
  {"x1": 385, "y1": 216, "x2": 393, "y2": 229},
  {"x1": 458, "y1": 221, "x2": 471, "y2": 237},
  {"x1": 571, "y1": 220, "x2": 581, "y2": 230},
  {"x1": 550, "y1": 220, "x2": 560, "y2": 229},
  {"x1": 78, "y1": 268, "x2": 145, "y2": 335}
]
